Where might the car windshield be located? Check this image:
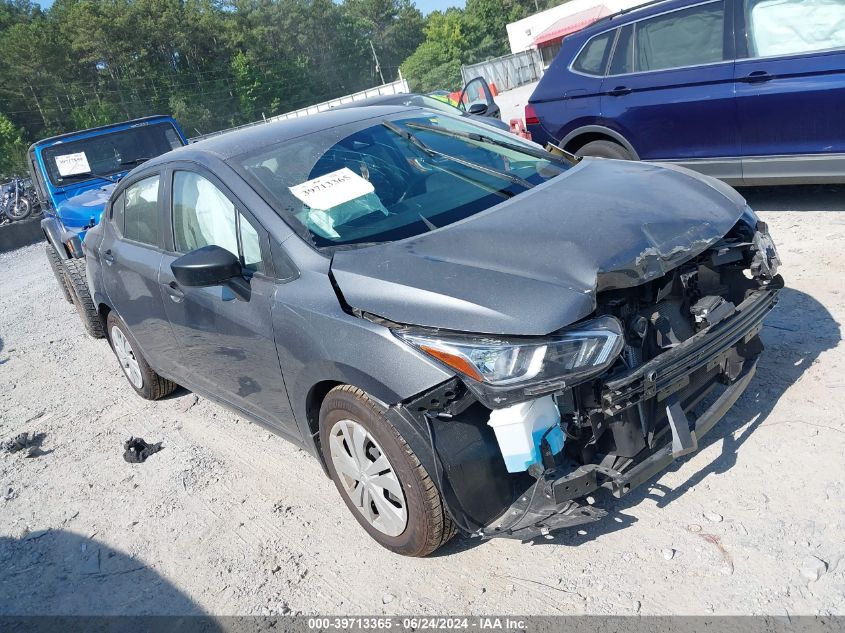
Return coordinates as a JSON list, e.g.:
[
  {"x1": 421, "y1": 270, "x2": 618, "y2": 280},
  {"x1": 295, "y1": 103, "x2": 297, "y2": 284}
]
[
  {"x1": 233, "y1": 113, "x2": 570, "y2": 249},
  {"x1": 41, "y1": 122, "x2": 184, "y2": 187}
]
